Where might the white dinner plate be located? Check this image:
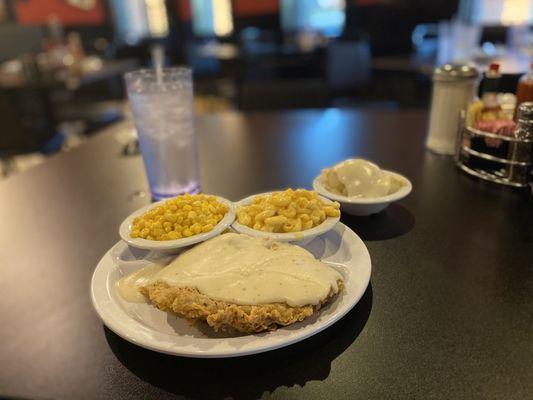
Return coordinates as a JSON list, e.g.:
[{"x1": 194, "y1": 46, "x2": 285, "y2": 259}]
[{"x1": 91, "y1": 222, "x2": 371, "y2": 358}]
